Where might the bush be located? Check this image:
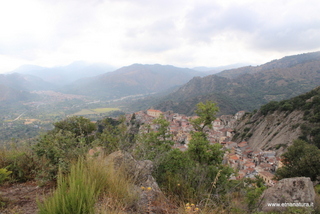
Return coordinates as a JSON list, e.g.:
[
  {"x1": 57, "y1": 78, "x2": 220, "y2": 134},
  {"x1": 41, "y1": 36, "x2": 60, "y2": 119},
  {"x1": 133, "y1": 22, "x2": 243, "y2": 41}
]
[
  {"x1": 244, "y1": 127, "x2": 250, "y2": 132},
  {"x1": 0, "y1": 168, "x2": 11, "y2": 184},
  {"x1": 0, "y1": 146, "x2": 40, "y2": 182},
  {"x1": 33, "y1": 130, "x2": 92, "y2": 180},
  {"x1": 315, "y1": 184, "x2": 320, "y2": 195},
  {"x1": 275, "y1": 139, "x2": 320, "y2": 182},
  {"x1": 246, "y1": 186, "x2": 266, "y2": 211},
  {"x1": 280, "y1": 102, "x2": 293, "y2": 111},
  {"x1": 33, "y1": 116, "x2": 97, "y2": 180},
  {"x1": 260, "y1": 101, "x2": 279, "y2": 115}
]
